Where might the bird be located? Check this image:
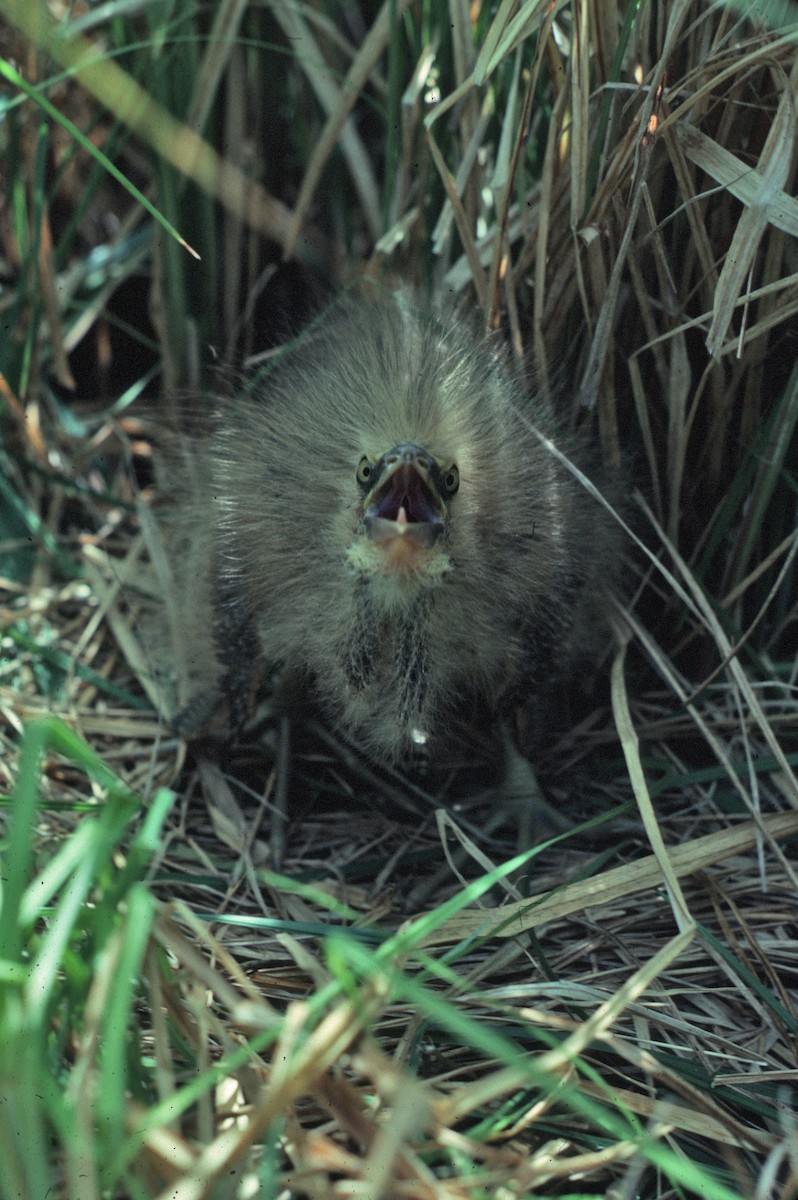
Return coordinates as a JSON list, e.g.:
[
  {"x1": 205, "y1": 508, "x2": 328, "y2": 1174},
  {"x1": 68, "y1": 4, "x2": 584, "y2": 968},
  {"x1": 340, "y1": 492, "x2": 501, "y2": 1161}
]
[{"x1": 163, "y1": 285, "x2": 617, "y2": 816}]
